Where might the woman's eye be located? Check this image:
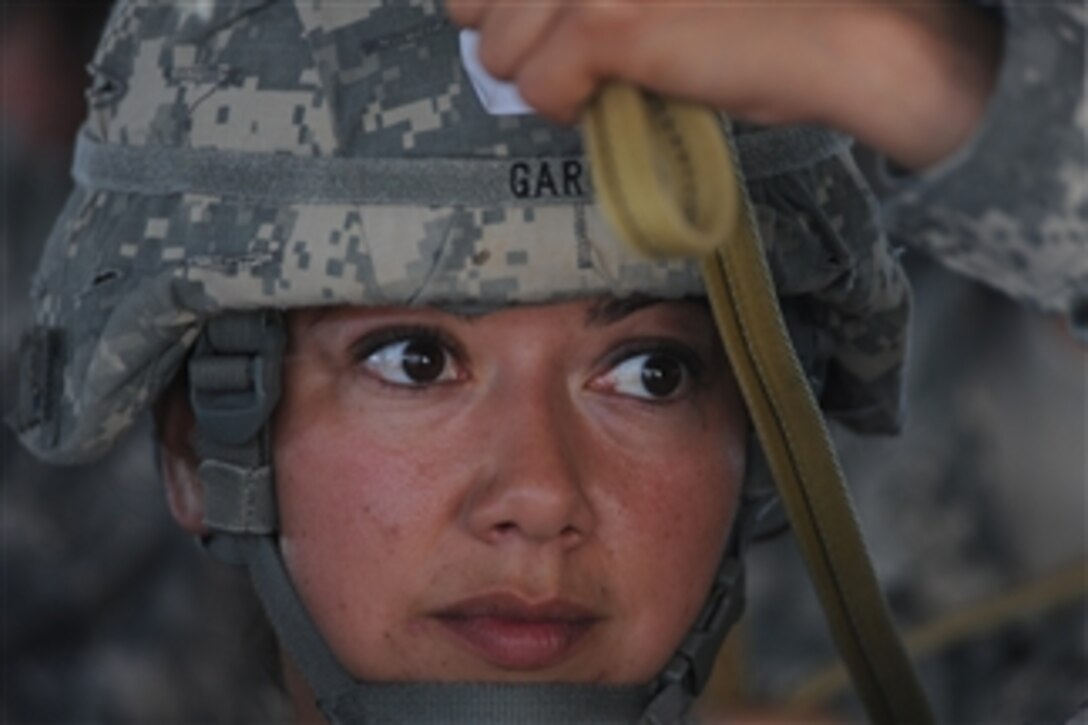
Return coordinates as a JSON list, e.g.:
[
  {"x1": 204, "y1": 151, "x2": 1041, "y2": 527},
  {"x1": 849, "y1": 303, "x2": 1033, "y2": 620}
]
[
  {"x1": 362, "y1": 337, "x2": 456, "y2": 386},
  {"x1": 600, "y1": 352, "x2": 687, "y2": 401}
]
